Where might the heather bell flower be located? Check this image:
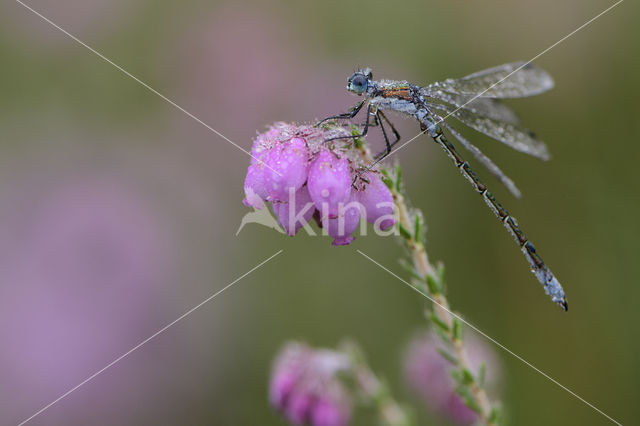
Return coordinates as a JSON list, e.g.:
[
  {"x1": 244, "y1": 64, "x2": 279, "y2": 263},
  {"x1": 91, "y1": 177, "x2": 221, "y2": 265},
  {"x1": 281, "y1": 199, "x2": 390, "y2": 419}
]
[
  {"x1": 356, "y1": 171, "x2": 395, "y2": 231},
  {"x1": 242, "y1": 122, "x2": 395, "y2": 245},
  {"x1": 263, "y1": 137, "x2": 309, "y2": 202},
  {"x1": 307, "y1": 149, "x2": 352, "y2": 219},
  {"x1": 321, "y1": 194, "x2": 361, "y2": 246},
  {"x1": 404, "y1": 331, "x2": 502, "y2": 425},
  {"x1": 269, "y1": 342, "x2": 352, "y2": 426},
  {"x1": 274, "y1": 186, "x2": 315, "y2": 236}
]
